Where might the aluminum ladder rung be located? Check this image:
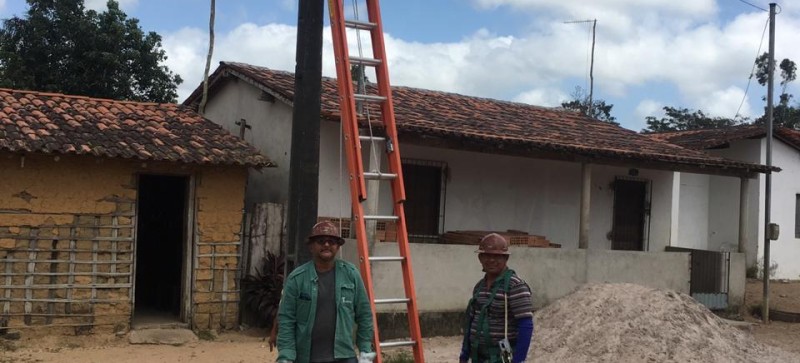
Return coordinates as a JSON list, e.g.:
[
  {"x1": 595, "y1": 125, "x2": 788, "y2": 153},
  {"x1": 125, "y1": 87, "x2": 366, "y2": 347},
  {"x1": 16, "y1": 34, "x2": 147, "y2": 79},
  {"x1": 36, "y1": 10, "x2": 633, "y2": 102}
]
[
  {"x1": 374, "y1": 298, "x2": 410, "y2": 304},
  {"x1": 359, "y1": 135, "x2": 385, "y2": 142},
  {"x1": 363, "y1": 172, "x2": 397, "y2": 180},
  {"x1": 380, "y1": 340, "x2": 416, "y2": 348},
  {"x1": 350, "y1": 56, "x2": 381, "y2": 67},
  {"x1": 345, "y1": 19, "x2": 377, "y2": 31},
  {"x1": 330, "y1": 2, "x2": 425, "y2": 361},
  {"x1": 364, "y1": 215, "x2": 399, "y2": 221},
  {"x1": 369, "y1": 256, "x2": 404, "y2": 262},
  {"x1": 354, "y1": 94, "x2": 387, "y2": 103}
]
